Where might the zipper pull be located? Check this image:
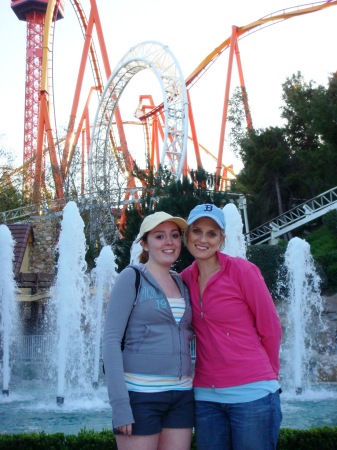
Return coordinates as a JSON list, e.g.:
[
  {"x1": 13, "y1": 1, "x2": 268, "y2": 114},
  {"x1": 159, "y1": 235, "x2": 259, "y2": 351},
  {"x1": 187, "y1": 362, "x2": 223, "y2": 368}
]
[{"x1": 200, "y1": 297, "x2": 203, "y2": 319}]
